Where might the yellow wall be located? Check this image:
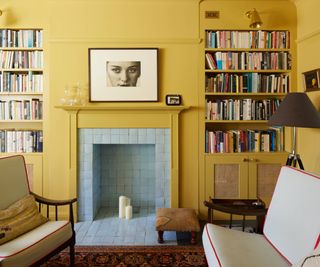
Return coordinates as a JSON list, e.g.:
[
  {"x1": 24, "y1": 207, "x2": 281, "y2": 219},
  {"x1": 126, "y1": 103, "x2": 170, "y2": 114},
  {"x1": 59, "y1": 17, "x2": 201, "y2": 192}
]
[
  {"x1": 1, "y1": 0, "x2": 304, "y2": 214},
  {"x1": 46, "y1": 0, "x2": 201, "y2": 210},
  {"x1": 294, "y1": 0, "x2": 320, "y2": 173}
]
